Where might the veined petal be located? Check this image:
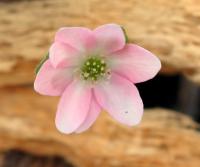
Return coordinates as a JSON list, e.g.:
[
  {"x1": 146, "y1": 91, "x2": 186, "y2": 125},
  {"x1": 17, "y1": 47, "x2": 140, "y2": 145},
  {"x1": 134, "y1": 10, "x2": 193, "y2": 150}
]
[
  {"x1": 75, "y1": 96, "x2": 101, "y2": 133},
  {"x1": 55, "y1": 27, "x2": 95, "y2": 52},
  {"x1": 94, "y1": 24, "x2": 125, "y2": 53},
  {"x1": 34, "y1": 60, "x2": 73, "y2": 96},
  {"x1": 49, "y1": 42, "x2": 80, "y2": 68},
  {"x1": 94, "y1": 73, "x2": 143, "y2": 126},
  {"x1": 55, "y1": 80, "x2": 92, "y2": 134},
  {"x1": 111, "y1": 44, "x2": 161, "y2": 83}
]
